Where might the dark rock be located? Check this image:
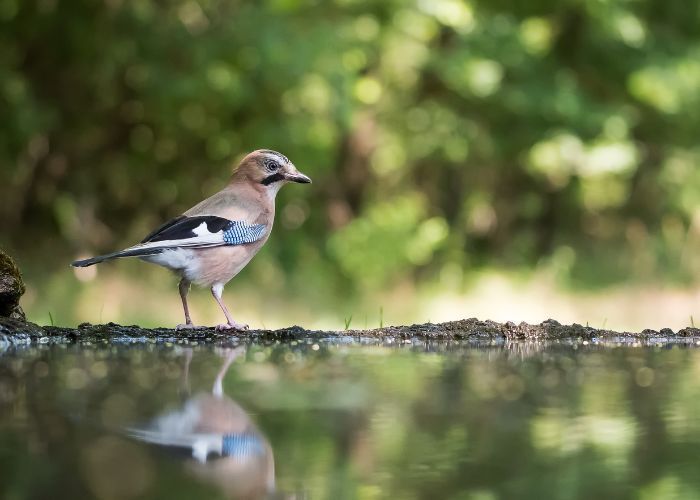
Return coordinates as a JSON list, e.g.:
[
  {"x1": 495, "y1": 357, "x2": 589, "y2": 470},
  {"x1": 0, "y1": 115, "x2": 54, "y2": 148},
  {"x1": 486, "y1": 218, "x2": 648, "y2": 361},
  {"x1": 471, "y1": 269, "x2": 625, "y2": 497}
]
[
  {"x1": 0, "y1": 317, "x2": 46, "y2": 337},
  {"x1": 542, "y1": 319, "x2": 561, "y2": 327},
  {"x1": 677, "y1": 327, "x2": 700, "y2": 337},
  {"x1": 0, "y1": 250, "x2": 26, "y2": 320}
]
